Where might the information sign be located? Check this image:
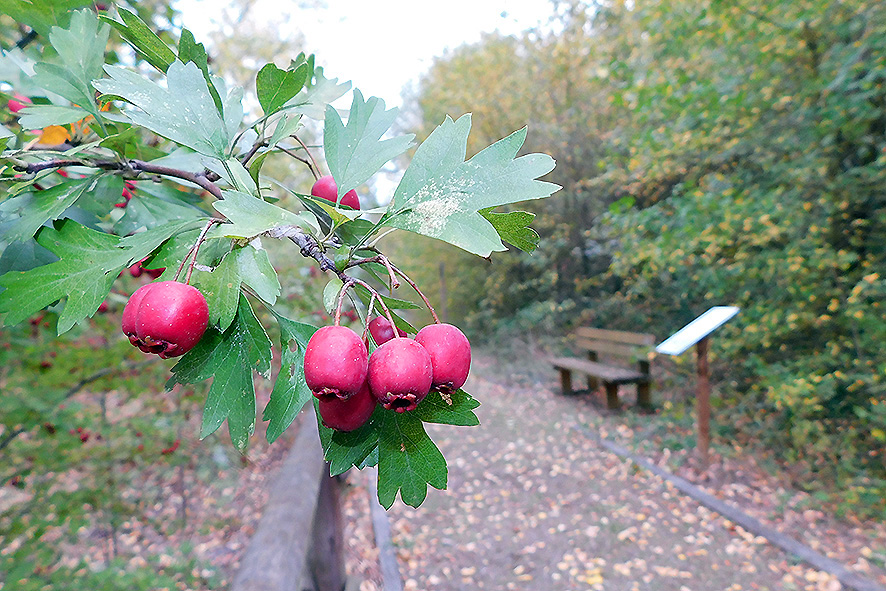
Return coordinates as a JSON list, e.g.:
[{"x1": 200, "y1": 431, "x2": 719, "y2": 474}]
[{"x1": 655, "y1": 306, "x2": 740, "y2": 356}]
